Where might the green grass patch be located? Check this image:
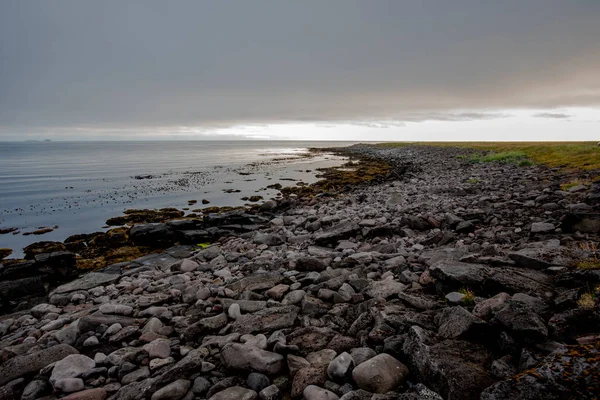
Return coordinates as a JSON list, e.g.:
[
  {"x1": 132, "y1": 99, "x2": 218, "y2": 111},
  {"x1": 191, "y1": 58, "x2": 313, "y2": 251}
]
[
  {"x1": 465, "y1": 151, "x2": 530, "y2": 166},
  {"x1": 467, "y1": 178, "x2": 479, "y2": 184},
  {"x1": 459, "y1": 288, "x2": 475, "y2": 306}
]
